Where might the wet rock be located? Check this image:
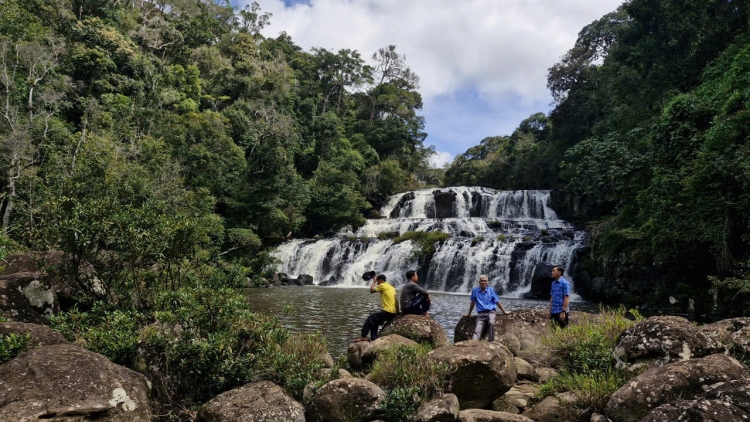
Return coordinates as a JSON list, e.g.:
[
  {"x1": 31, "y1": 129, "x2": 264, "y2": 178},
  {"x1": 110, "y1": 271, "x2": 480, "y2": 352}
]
[
  {"x1": 381, "y1": 314, "x2": 449, "y2": 348},
  {"x1": 312, "y1": 378, "x2": 385, "y2": 422},
  {"x1": 0, "y1": 321, "x2": 67, "y2": 349},
  {"x1": 457, "y1": 409, "x2": 534, "y2": 422},
  {"x1": 513, "y1": 357, "x2": 536, "y2": 381},
  {"x1": 0, "y1": 343, "x2": 152, "y2": 421},
  {"x1": 0, "y1": 271, "x2": 59, "y2": 324},
  {"x1": 347, "y1": 334, "x2": 418, "y2": 370},
  {"x1": 428, "y1": 340, "x2": 516, "y2": 409},
  {"x1": 612, "y1": 316, "x2": 722, "y2": 369},
  {"x1": 298, "y1": 274, "x2": 314, "y2": 285},
  {"x1": 414, "y1": 393, "x2": 460, "y2": 422},
  {"x1": 605, "y1": 354, "x2": 750, "y2": 422},
  {"x1": 389, "y1": 192, "x2": 415, "y2": 218},
  {"x1": 529, "y1": 263, "x2": 555, "y2": 300},
  {"x1": 198, "y1": 381, "x2": 304, "y2": 422},
  {"x1": 433, "y1": 190, "x2": 458, "y2": 218}
]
